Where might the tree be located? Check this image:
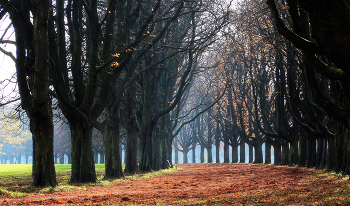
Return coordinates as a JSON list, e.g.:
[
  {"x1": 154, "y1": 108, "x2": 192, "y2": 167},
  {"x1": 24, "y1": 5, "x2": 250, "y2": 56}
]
[{"x1": 1, "y1": 0, "x2": 58, "y2": 186}]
